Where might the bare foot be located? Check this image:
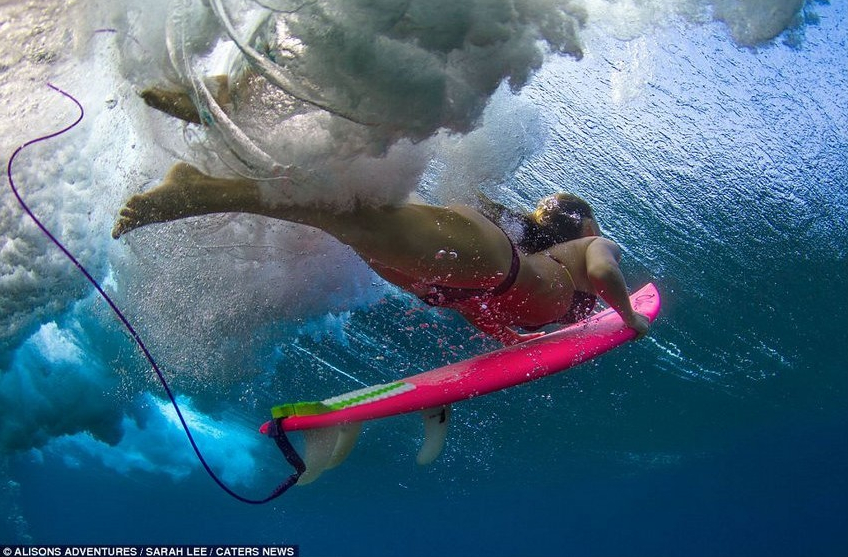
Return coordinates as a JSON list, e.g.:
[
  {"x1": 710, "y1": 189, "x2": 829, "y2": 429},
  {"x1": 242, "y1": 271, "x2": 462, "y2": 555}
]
[
  {"x1": 140, "y1": 87, "x2": 203, "y2": 124},
  {"x1": 112, "y1": 163, "x2": 208, "y2": 238},
  {"x1": 139, "y1": 76, "x2": 230, "y2": 124}
]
